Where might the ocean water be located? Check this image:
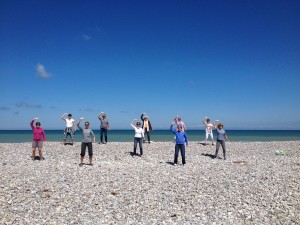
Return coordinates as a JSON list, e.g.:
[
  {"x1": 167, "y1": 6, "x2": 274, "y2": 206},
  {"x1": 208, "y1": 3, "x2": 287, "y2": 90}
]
[{"x1": 0, "y1": 130, "x2": 300, "y2": 143}]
